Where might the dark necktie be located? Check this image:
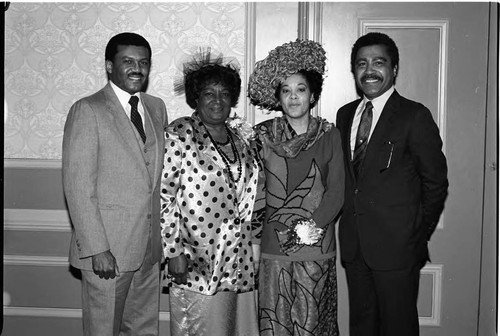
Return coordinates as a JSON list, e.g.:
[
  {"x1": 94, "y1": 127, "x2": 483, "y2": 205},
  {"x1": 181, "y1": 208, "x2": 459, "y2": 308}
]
[
  {"x1": 129, "y1": 95, "x2": 146, "y2": 143},
  {"x1": 352, "y1": 101, "x2": 373, "y2": 176}
]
